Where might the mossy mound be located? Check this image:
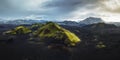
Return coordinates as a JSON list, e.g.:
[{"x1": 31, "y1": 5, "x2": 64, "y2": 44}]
[
  {"x1": 33, "y1": 22, "x2": 80, "y2": 46},
  {"x1": 4, "y1": 26, "x2": 32, "y2": 35},
  {"x1": 96, "y1": 41, "x2": 106, "y2": 48}
]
